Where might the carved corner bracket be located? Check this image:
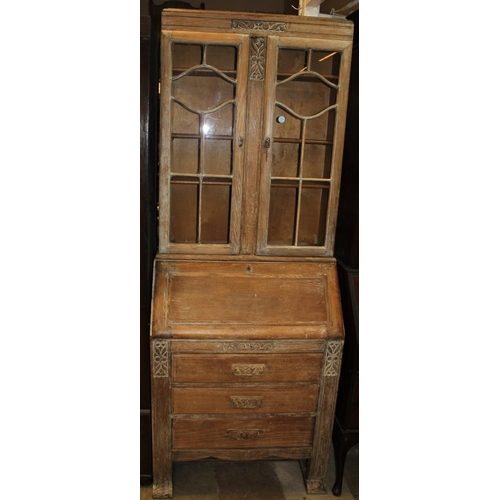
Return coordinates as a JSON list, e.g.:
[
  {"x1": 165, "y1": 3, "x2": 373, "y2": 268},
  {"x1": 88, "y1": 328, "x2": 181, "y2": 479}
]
[
  {"x1": 324, "y1": 340, "x2": 343, "y2": 377},
  {"x1": 152, "y1": 339, "x2": 170, "y2": 378}
]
